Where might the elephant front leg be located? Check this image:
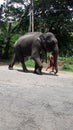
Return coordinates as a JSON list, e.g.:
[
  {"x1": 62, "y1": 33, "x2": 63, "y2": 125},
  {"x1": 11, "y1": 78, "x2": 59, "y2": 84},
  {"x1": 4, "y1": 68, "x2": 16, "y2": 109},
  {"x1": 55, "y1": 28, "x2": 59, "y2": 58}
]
[
  {"x1": 54, "y1": 66, "x2": 58, "y2": 74},
  {"x1": 31, "y1": 46, "x2": 43, "y2": 74},
  {"x1": 33, "y1": 58, "x2": 43, "y2": 75},
  {"x1": 22, "y1": 64, "x2": 28, "y2": 72},
  {"x1": 53, "y1": 50, "x2": 58, "y2": 74}
]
